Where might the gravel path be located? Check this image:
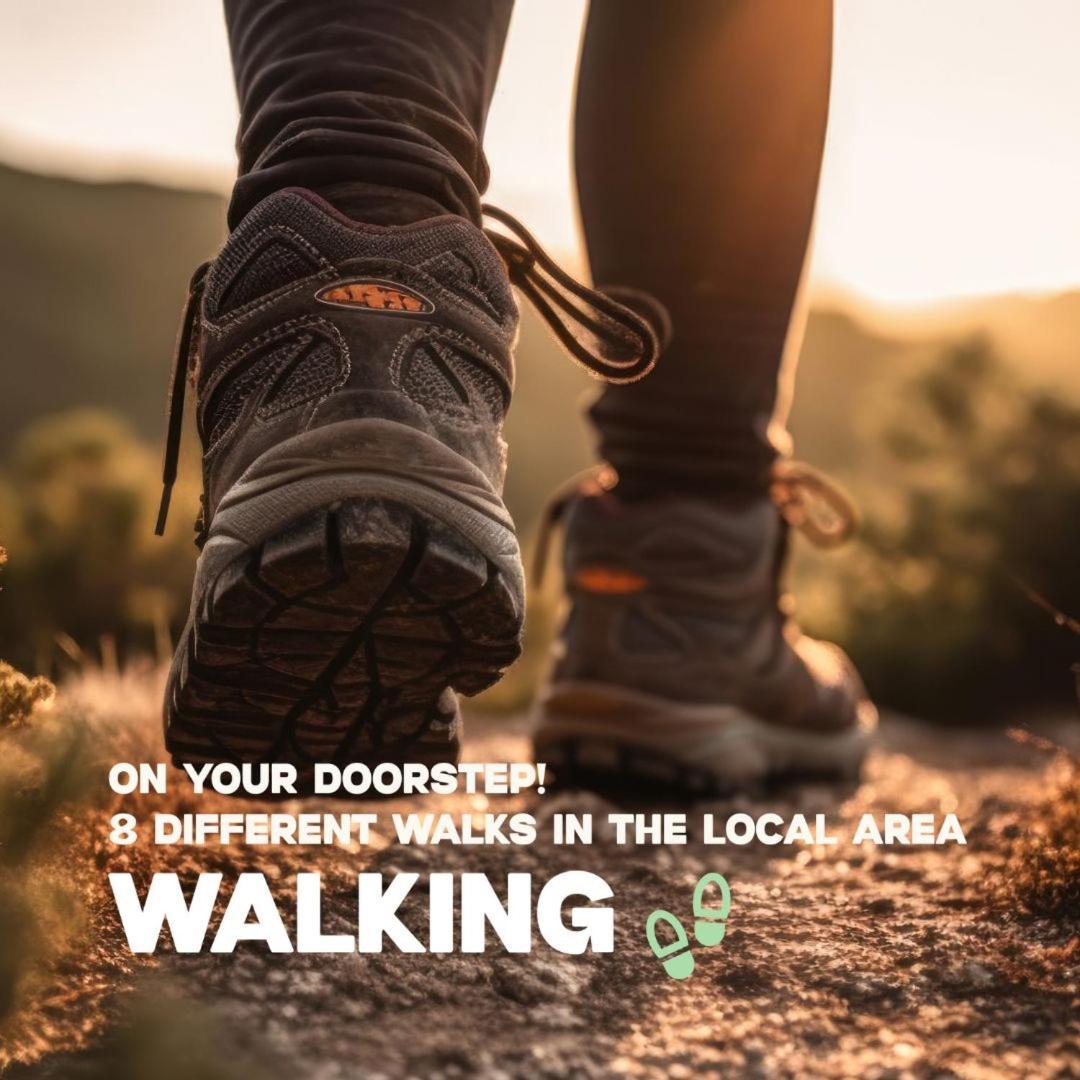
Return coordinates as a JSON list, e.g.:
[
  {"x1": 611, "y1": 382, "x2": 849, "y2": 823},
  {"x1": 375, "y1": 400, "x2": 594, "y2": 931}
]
[{"x1": 4, "y1": 692, "x2": 1078, "y2": 1080}]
